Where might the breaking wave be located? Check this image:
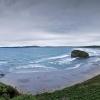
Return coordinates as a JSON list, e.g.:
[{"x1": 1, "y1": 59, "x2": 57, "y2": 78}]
[
  {"x1": 0, "y1": 61, "x2": 7, "y2": 65},
  {"x1": 9, "y1": 64, "x2": 57, "y2": 73}
]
